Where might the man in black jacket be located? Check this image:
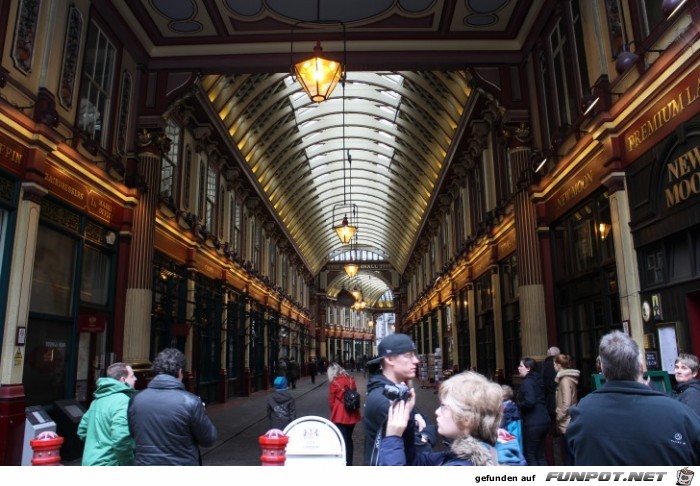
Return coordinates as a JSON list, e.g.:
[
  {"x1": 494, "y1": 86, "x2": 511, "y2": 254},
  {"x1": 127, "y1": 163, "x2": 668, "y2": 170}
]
[
  {"x1": 128, "y1": 348, "x2": 218, "y2": 465},
  {"x1": 567, "y1": 331, "x2": 700, "y2": 465},
  {"x1": 362, "y1": 333, "x2": 420, "y2": 465}
]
